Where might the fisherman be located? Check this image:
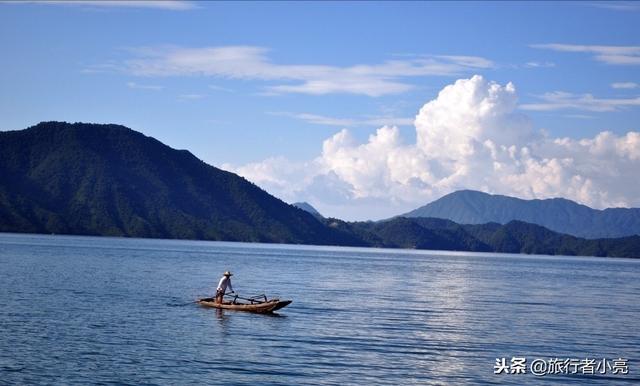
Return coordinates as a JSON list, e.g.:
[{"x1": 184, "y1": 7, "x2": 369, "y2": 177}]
[{"x1": 215, "y1": 271, "x2": 234, "y2": 303}]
